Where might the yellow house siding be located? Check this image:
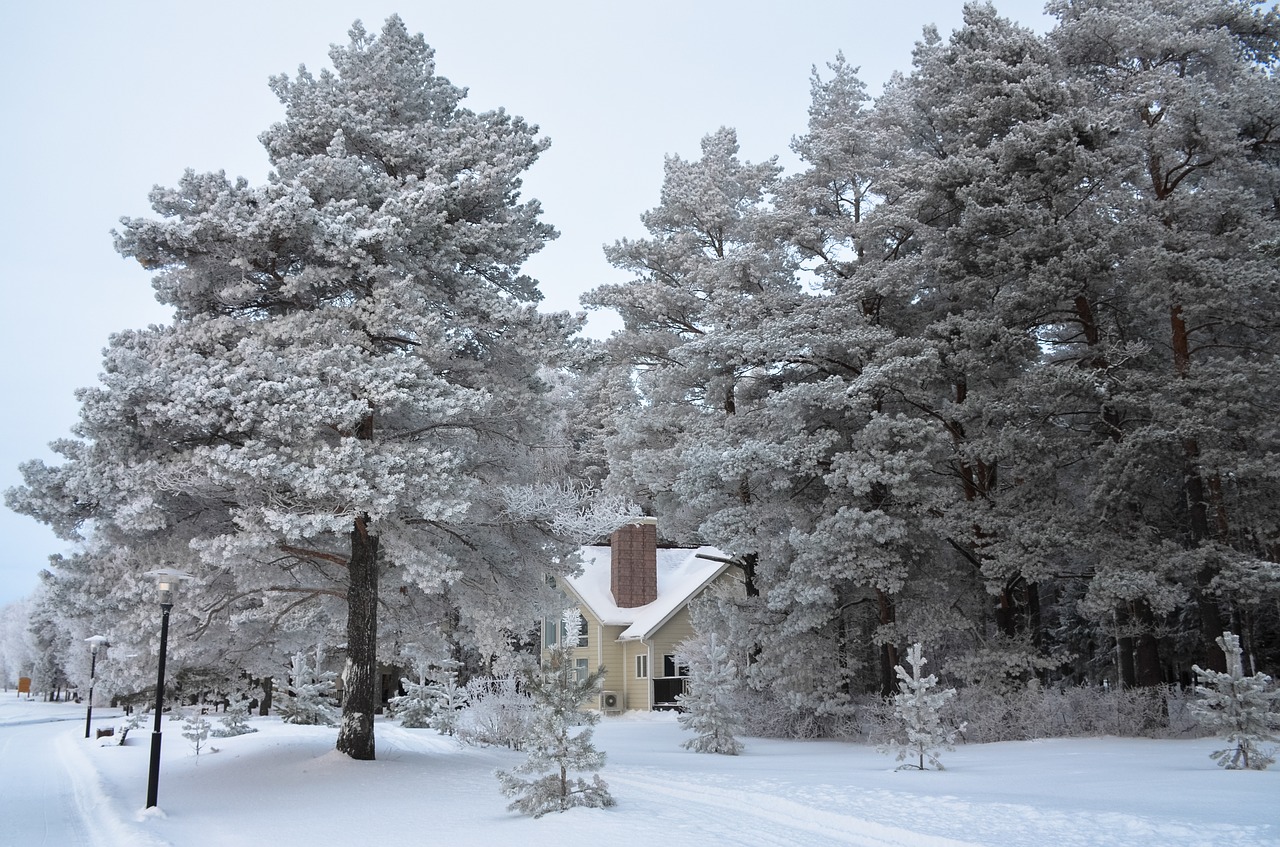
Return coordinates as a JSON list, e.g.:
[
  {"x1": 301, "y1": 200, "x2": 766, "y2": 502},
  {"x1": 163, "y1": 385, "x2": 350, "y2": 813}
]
[{"x1": 651, "y1": 605, "x2": 697, "y2": 656}]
